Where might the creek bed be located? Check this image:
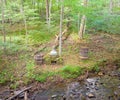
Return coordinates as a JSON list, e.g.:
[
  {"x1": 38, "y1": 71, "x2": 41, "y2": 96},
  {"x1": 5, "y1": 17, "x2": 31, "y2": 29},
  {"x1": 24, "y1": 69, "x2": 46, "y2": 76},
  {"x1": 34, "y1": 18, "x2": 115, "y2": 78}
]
[
  {"x1": 33, "y1": 75, "x2": 120, "y2": 100},
  {"x1": 0, "y1": 73, "x2": 120, "y2": 100}
]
